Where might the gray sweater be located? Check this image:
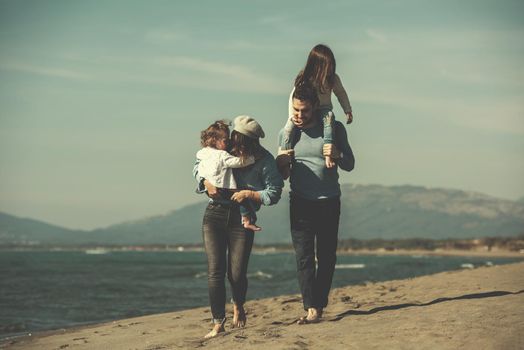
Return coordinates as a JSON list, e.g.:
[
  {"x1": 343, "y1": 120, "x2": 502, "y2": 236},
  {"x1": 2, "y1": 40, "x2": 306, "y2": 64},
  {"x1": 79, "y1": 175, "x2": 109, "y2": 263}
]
[{"x1": 279, "y1": 121, "x2": 355, "y2": 200}]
